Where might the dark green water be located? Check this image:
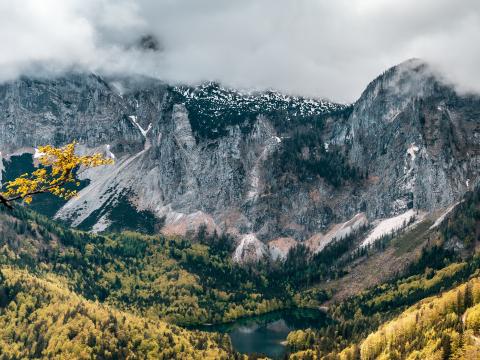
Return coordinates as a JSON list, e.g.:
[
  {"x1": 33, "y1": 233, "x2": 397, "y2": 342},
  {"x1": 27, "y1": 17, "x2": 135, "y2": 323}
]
[{"x1": 195, "y1": 308, "x2": 330, "y2": 359}]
